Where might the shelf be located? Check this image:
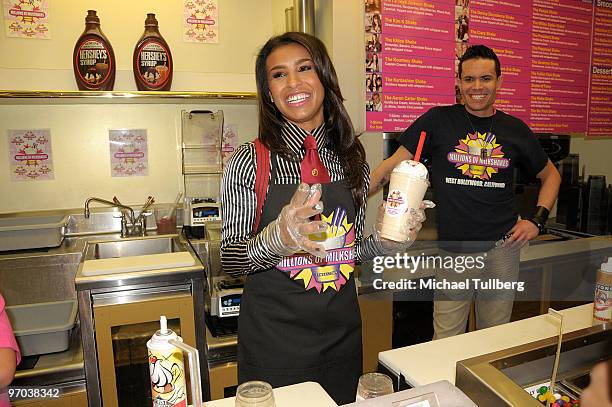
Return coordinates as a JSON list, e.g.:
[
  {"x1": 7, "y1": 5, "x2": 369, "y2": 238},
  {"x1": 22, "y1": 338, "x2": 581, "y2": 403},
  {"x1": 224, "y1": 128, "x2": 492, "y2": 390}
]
[
  {"x1": 0, "y1": 90, "x2": 258, "y2": 105},
  {"x1": 184, "y1": 170, "x2": 223, "y2": 174}
]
